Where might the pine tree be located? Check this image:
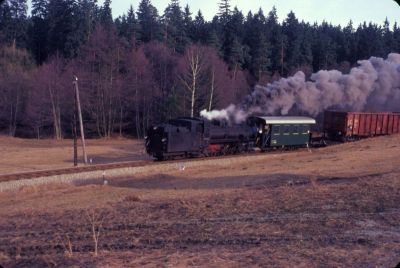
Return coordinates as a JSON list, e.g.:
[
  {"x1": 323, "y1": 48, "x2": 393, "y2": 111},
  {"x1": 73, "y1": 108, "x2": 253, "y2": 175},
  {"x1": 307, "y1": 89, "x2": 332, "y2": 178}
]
[
  {"x1": 46, "y1": 0, "x2": 77, "y2": 58},
  {"x1": 0, "y1": 0, "x2": 12, "y2": 37},
  {"x1": 207, "y1": 17, "x2": 221, "y2": 51},
  {"x1": 393, "y1": 22, "x2": 400, "y2": 51},
  {"x1": 382, "y1": 18, "x2": 394, "y2": 55},
  {"x1": 183, "y1": 4, "x2": 193, "y2": 43},
  {"x1": 126, "y1": 5, "x2": 140, "y2": 44},
  {"x1": 229, "y1": 7, "x2": 245, "y2": 41},
  {"x1": 217, "y1": 0, "x2": 231, "y2": 25},
  {"x1": 207, "y1": 29, "x2": 221, "y2": 51},
  {"x1": 29, "y1": 0, "x2": 49, "y2": 63},
  {"x1": 137, "y1": 0, "x2": 161, "y2": 43},
  {"x1": 282, "y1": 11, "x2": 302, "y2": 73},
  {"x1": 298, "y1": 23, "x2": 313, "y2": 69},
  {"x1": 222, "y1": 7, "x2": 246, "y2": 70},
  {"x1": 100, "y1": 0, "x2": 113, "y2": 29},
  {"x1": 312, "y1": 22, "x2": 337, "y2": 70},
  {"x1": 0, "y1": 0, "x2": 28, "y2": 47},
  {"x1": 163, "y1": 0, "x2": 188, "y2": 53},
  {"x1": 243, "y1": 9, "x2": 265, "y2": 46},
  {"x1": 116, "y1": 5, "x2": 140, "y2": 46},
  {"x1": 265, "y1": 6, "x2": 285, "y2": 74},
  {"x1": 337, "y1": 20, "x2": 355, "y2": 64},
  {"x1": 31, "y1": 0, "x2": 47, "y2": 18},
  {"x1": 355, "y1": 22, "x2": 384, "y2": 60},
  {"x1": 266, "y1": 6, "x2": 278, "y2": 30},
  {"x1": 193, "y1": 10, "x2": 207, "y2": 43},
  {"x1": 76, "y1": 0, "x2": 98, "y2": 42},
  {"x1": 251, "y1": 33, "x2": 271, "y2": 81},
  {"x1": 228, "y1": 36, "x2": 244, "y2": 70}
]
